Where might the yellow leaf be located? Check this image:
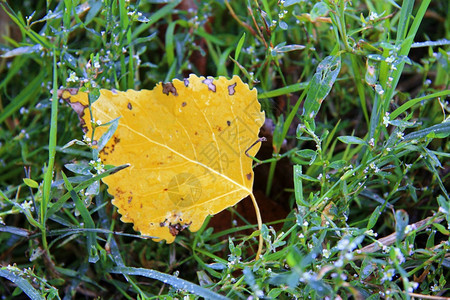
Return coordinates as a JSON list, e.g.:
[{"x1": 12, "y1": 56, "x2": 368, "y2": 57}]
[{"x1": 63, "y1": 75, "x2": 265, "y2": 243}]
